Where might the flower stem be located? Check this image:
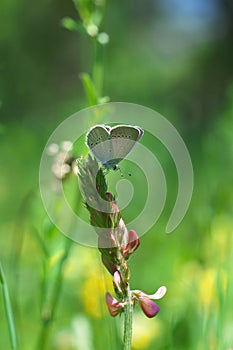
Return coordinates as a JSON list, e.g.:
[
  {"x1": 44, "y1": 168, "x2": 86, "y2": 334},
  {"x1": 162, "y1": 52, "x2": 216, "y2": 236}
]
[
  {"x1": 93, "y1": 39, "x2": 104, "y2": 98},
  {"x1": 123, "y1": 285, "x2": 133, "y2": 350}
]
